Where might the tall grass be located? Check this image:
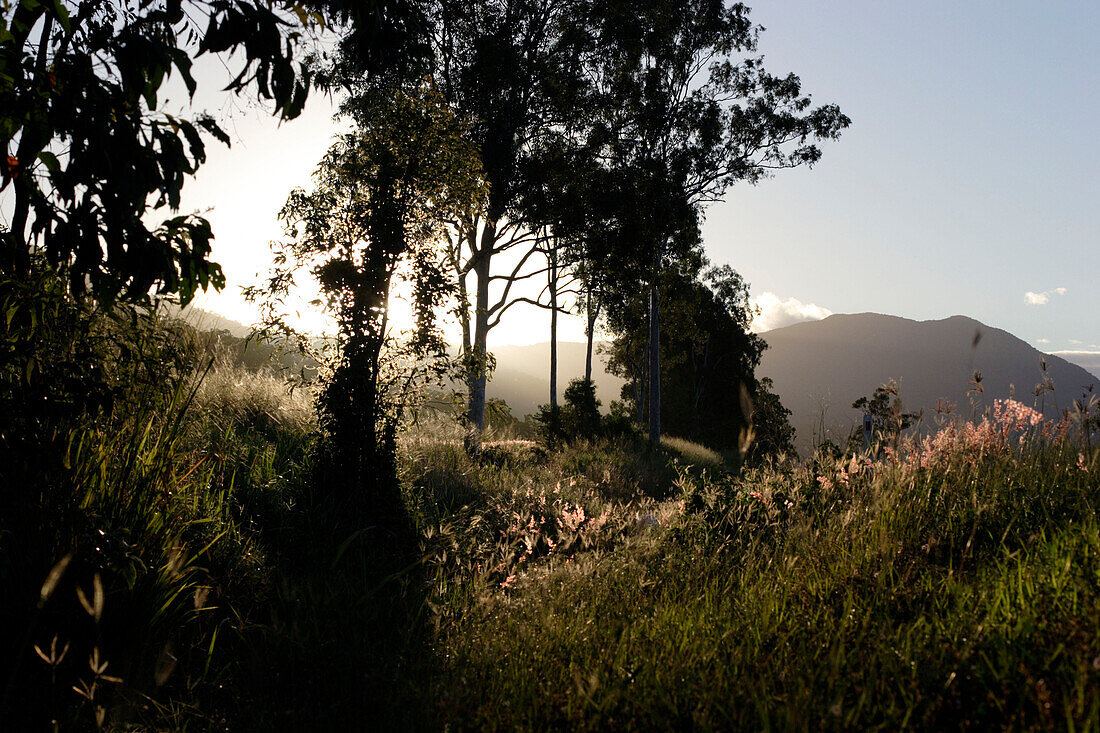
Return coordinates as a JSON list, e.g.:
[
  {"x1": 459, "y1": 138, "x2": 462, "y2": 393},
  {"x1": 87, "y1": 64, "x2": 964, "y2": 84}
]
[
  {"x1": 0, "y1": 311, "x2": 317, "y2": 729},
  {"x1": 5, "y1": 292, "x2": 1097, "y2": 731},
  {"x1": 410, "y1": 411, "x2": 1100, "y2": 730}
]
